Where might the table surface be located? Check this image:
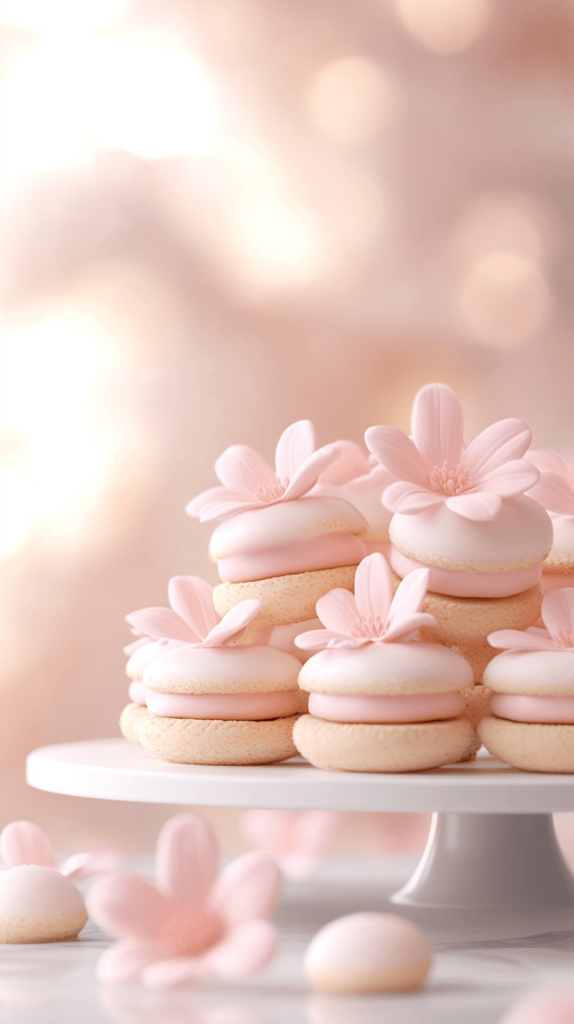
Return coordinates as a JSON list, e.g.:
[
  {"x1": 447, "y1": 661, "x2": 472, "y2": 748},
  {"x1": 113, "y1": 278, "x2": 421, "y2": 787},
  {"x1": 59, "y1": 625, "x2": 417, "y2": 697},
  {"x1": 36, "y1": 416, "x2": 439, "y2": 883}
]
[
  {"x1": 2, "y1": 856, "x2": 573, "y2": 1024},
  {"x1": 26, "y1": 738, "x2": 574, "y2": 813}
]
